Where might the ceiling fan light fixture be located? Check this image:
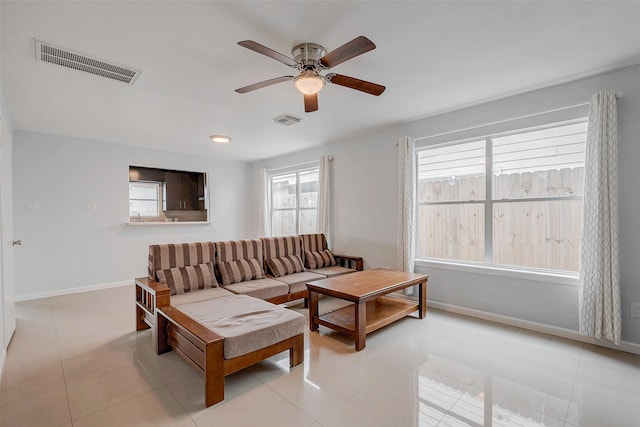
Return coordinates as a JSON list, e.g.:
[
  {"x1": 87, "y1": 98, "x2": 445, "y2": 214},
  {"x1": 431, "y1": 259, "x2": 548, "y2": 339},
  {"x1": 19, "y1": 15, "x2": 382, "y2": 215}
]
[
  {"x1": 294, "y1": 71, "x2": 325, "y2": 95},
  {"x1": 210, "y1": 135, "x2": 231, "y2": 144}
]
